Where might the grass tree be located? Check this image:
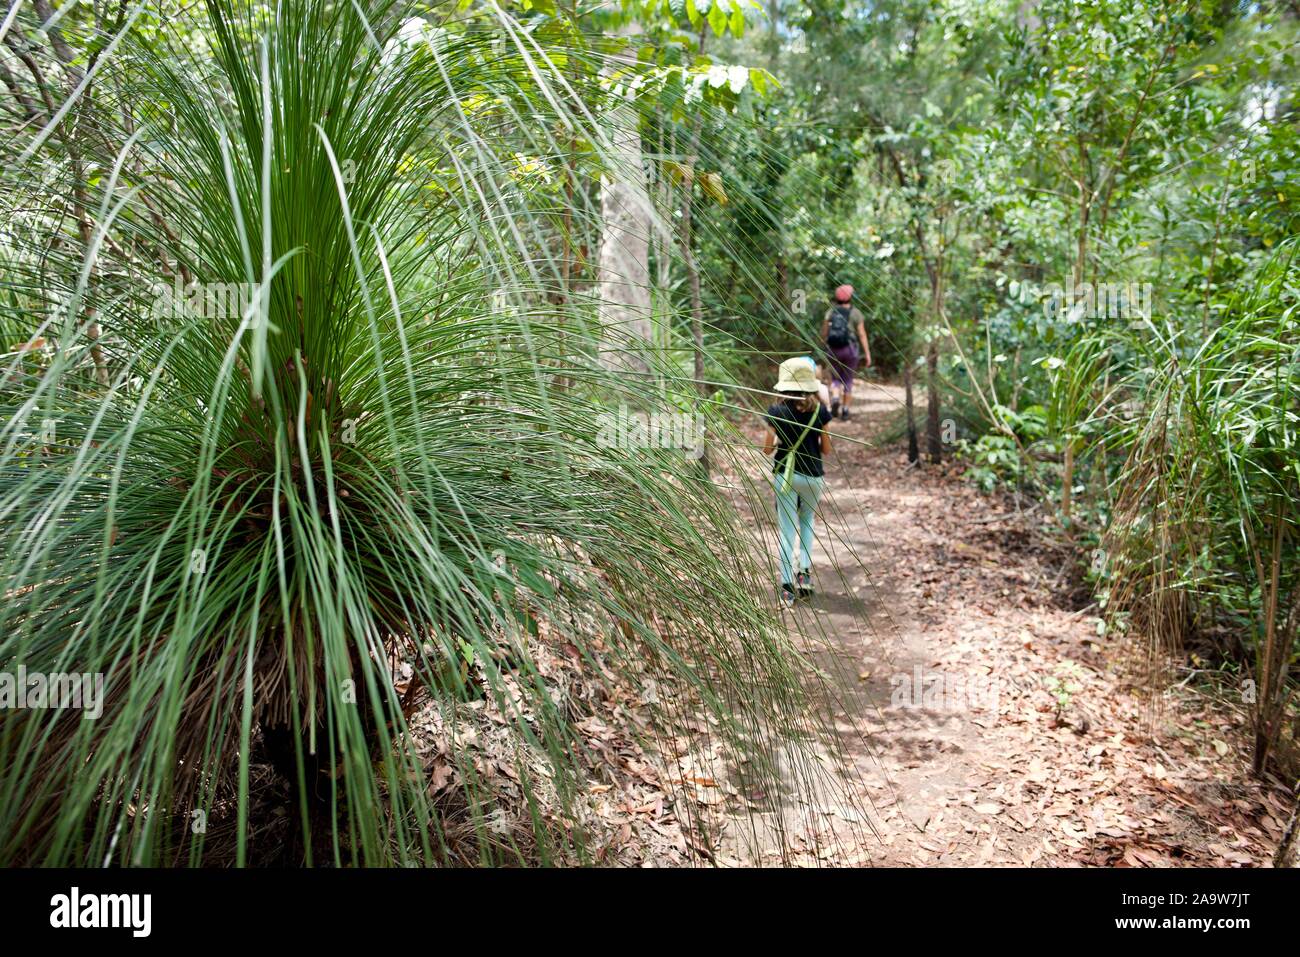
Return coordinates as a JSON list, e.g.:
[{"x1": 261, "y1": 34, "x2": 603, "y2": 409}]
[{"x1": 0, "y1": 0, "x2": 859, "y2": 866}]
